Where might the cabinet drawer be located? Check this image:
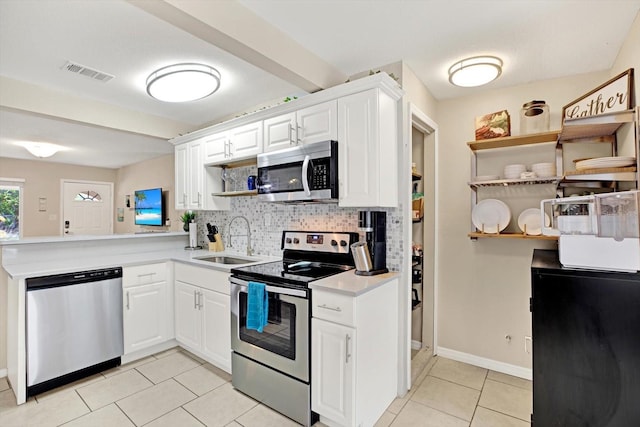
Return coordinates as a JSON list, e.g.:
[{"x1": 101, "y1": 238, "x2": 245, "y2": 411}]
[
  {"x1": 174, "y1": 262, "x2": 231, "y2": 295},
  {"x1": 123, "y1": 262, "x2": 167, "y2": 287},
  {"x1": 312, "y1": 290, "x2": 355, "y2": 326}
]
